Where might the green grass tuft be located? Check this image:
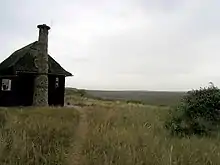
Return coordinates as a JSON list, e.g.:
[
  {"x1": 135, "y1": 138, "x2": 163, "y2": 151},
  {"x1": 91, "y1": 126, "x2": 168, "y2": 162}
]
[
  {"x1": 0, "y1": 107, "x2": 80, "y2": 165},
  {"x1": 81, "y1": 104, "x2": 220, "y2": 165}
]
